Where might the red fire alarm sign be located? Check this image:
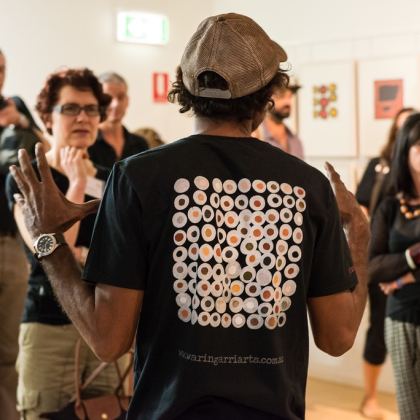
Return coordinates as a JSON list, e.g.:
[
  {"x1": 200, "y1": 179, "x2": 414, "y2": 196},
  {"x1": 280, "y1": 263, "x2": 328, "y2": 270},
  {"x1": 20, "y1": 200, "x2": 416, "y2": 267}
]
[{"x1": 153, "y1": 72, "x2": 169, "y2": 103}]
